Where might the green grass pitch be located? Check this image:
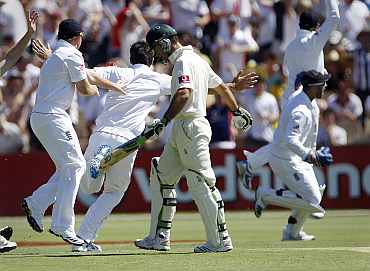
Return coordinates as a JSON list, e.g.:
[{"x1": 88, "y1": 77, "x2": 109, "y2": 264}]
[{"x1": 1, "y1": 210, "x2": 370, "y2": 271}]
